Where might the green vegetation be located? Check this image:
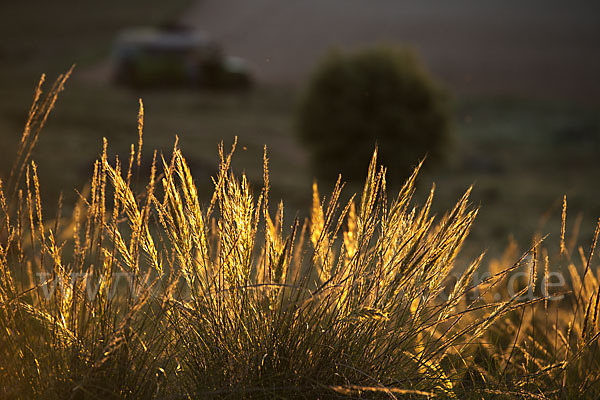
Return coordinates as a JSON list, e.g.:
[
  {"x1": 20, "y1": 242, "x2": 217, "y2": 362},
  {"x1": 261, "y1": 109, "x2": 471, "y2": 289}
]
[
  {"x1": 1, "y1": 74, "x2": 600, "y2": 399},
  {"x1": 297, "y1": 47, "x2": 451, "y2": 183}
]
